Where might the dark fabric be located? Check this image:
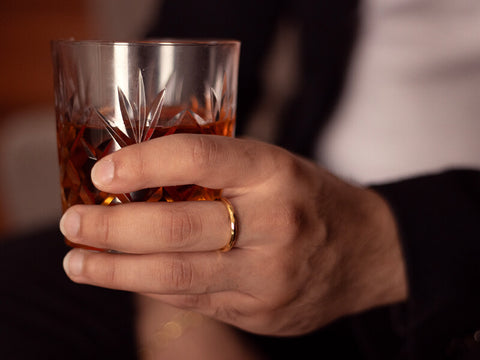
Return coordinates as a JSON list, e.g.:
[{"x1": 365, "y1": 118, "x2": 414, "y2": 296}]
[
  {"x1": 147, "y1": 0, "x2": 289, "y2": 139},
  {"x1": 242, "y1": 304, "x2": 406, "y2": 360},
  {"x1": 276, "y1": 0, "x2": 360, "y2": 156},
  {"x1": 147, "y1": 0, "x2": 360, "y2": 157},
  {"x1": 0, "y1": 226, "x2": 137, "y2": 360},
  {"x1": 372, "y1": 169, "x2": 480, "y2": 359}
]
